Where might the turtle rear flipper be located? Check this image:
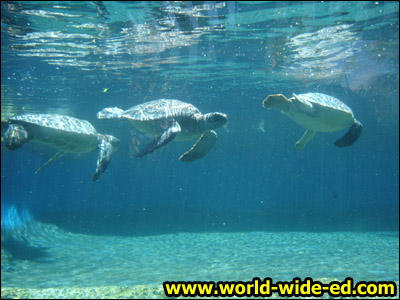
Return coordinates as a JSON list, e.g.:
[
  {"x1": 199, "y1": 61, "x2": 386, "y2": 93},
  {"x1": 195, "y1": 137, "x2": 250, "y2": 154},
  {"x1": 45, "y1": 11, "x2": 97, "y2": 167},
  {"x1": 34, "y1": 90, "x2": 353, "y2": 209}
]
[
  {"x1": 180, "y1": 130, "x2": 217, "y2": 162},
  {"x1": 295, "y1": 129, "x2": 316, "y2": 151},
  {"x1": 4, "y1": 124, "x2": 31, "y2": 150},
  {"x1": 334, "y1": 119, "x2": 362, "y2": 147},
  {"x1": 35, "y1": 151, "x2": 66, "y2": 174},
  {"x1": 136, "y1": 120, "x2": 181, "y2": 158}
]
